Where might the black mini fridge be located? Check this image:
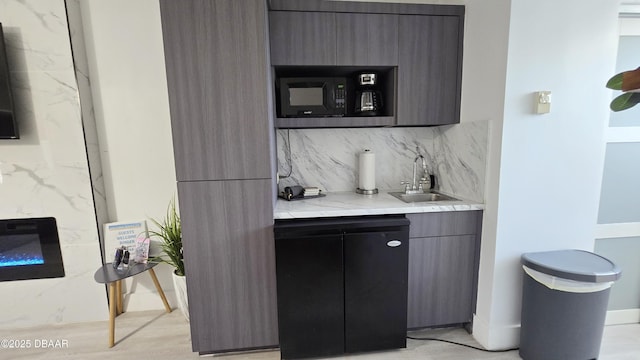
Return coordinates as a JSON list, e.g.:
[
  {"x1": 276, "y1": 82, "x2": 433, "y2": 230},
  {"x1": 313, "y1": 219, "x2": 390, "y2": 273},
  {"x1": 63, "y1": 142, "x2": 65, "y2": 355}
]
[{"x1": 274, "y1": 215, "x2": 410, "y2": 359}]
